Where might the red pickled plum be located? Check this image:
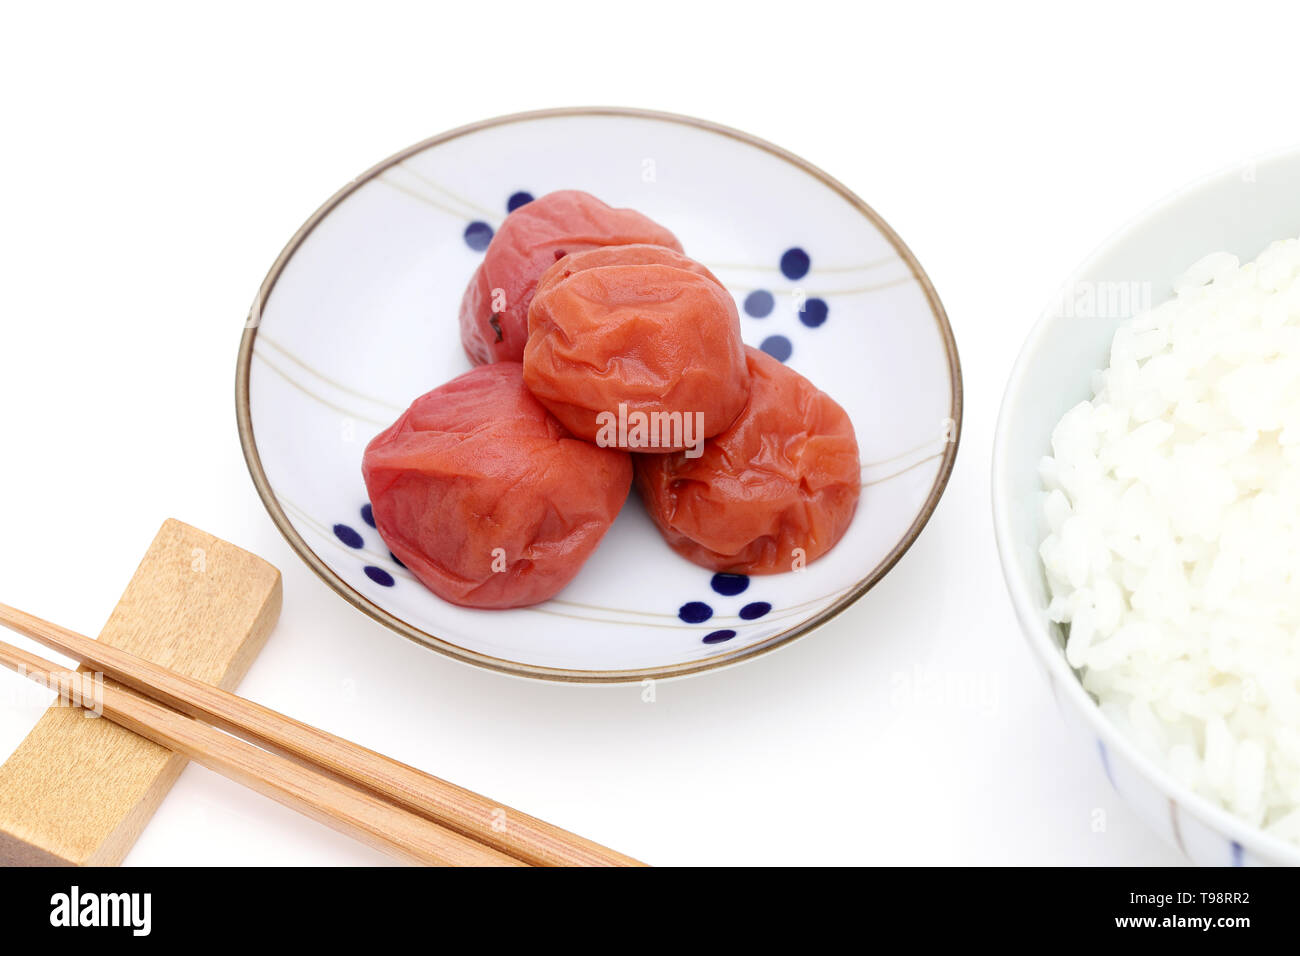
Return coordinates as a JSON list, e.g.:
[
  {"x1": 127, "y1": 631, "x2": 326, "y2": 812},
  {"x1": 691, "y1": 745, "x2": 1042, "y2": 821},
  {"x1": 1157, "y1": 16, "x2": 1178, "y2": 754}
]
[
  {"x1": 523, "y1": 244, "x2": 749, "y2": 454},
  {"x1": 362, "y1": 363, "x2": 632, "y2": 608},
  {"x1": 459, "y1": 190, "x2": 681, "y2": 365},
  {"x1": 635, "y1": 347, "x2": 860, "y2": 574}
]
